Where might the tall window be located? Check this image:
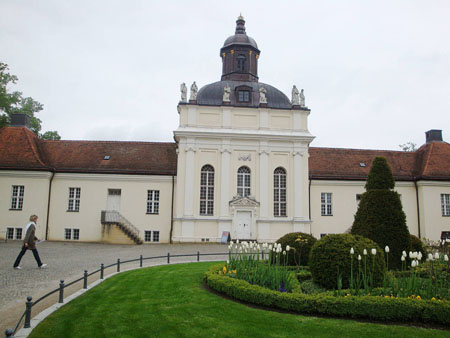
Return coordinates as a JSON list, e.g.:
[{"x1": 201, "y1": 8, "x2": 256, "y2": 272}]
[
  {"x1": 321, "y1": 193, "x2": 332, "y2": 216},
  {"x1": 68, "y1": 188, "x2": 81, "y2": 211},
  {"x1": 147, "y1": 190, "x2": 160, "y2": 214},
  {"x1": 237, "y1": 54, "x2": 246, "y2": 72},
  {"x1": 274, "y1": 167, "x2": 287, "y2": 217},
  {"x1": 200, "y1": 165, "x2": 214, "y2": 216},
  {"x1": 237, "y1": 166, "x2": 251, "y2": 197},
  {"x1": 442, "y1": 194, "x2": 450, "y2": 216},
  {"x1": 11, "y1": 185, "x2": 24, "y2": 210}
]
